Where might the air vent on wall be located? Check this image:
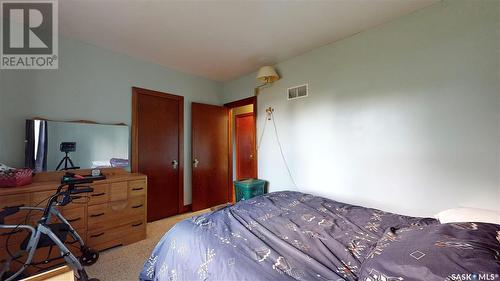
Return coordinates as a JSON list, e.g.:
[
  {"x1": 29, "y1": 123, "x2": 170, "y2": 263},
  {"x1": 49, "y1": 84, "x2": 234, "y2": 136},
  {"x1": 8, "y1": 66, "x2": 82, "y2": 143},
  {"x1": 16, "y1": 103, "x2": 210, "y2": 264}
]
[{"x1": 287, "y1": 84, "x2": 308, "y2": 100}]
